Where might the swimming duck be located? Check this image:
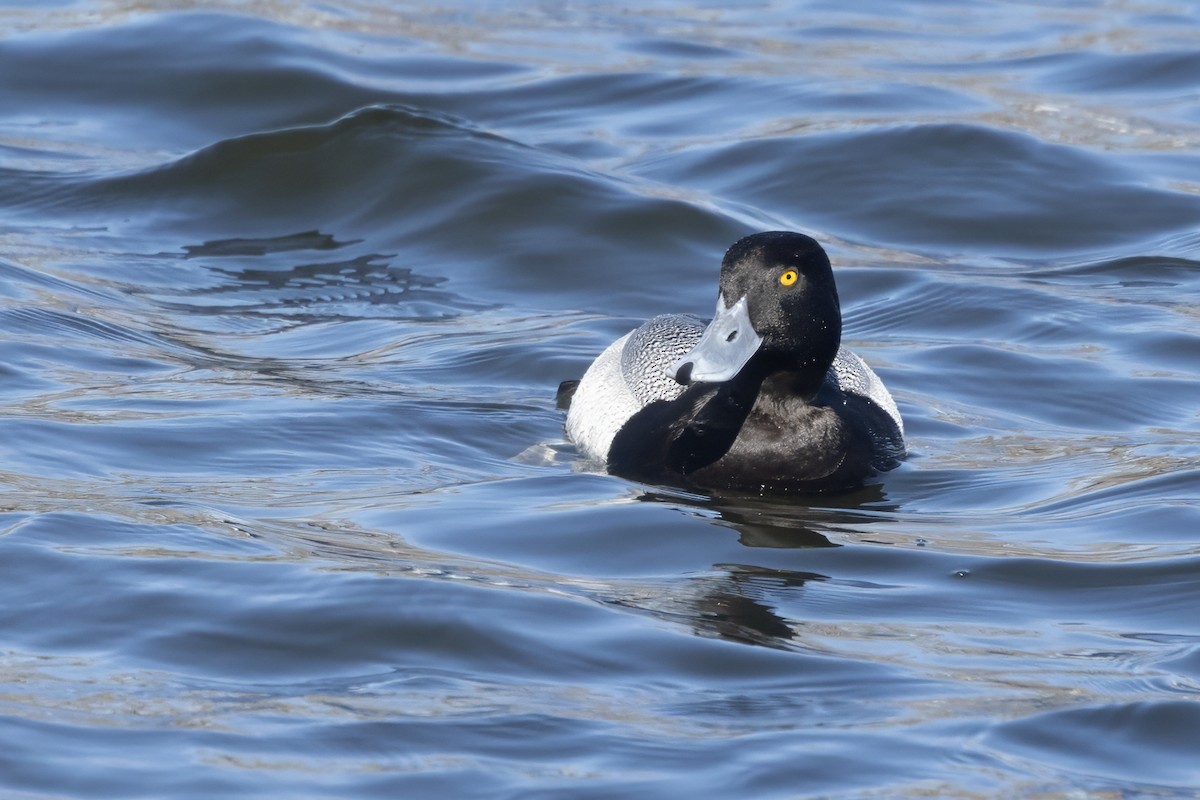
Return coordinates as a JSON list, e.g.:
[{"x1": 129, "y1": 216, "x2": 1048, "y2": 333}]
[{"x1": 559, "y1": 230, "x2": 904, "y2": 494}]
